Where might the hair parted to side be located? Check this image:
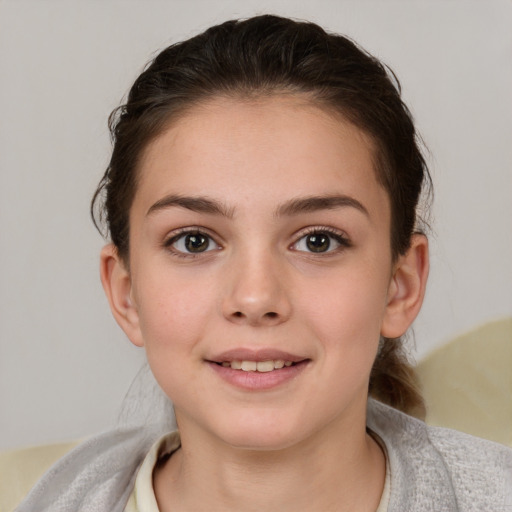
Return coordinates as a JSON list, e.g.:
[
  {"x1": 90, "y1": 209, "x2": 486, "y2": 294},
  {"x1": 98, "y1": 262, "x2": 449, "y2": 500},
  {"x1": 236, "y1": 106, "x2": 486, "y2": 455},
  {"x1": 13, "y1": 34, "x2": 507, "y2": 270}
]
[{"x1": 92, "y1": 14, "x2": 430, "y2": 417}]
